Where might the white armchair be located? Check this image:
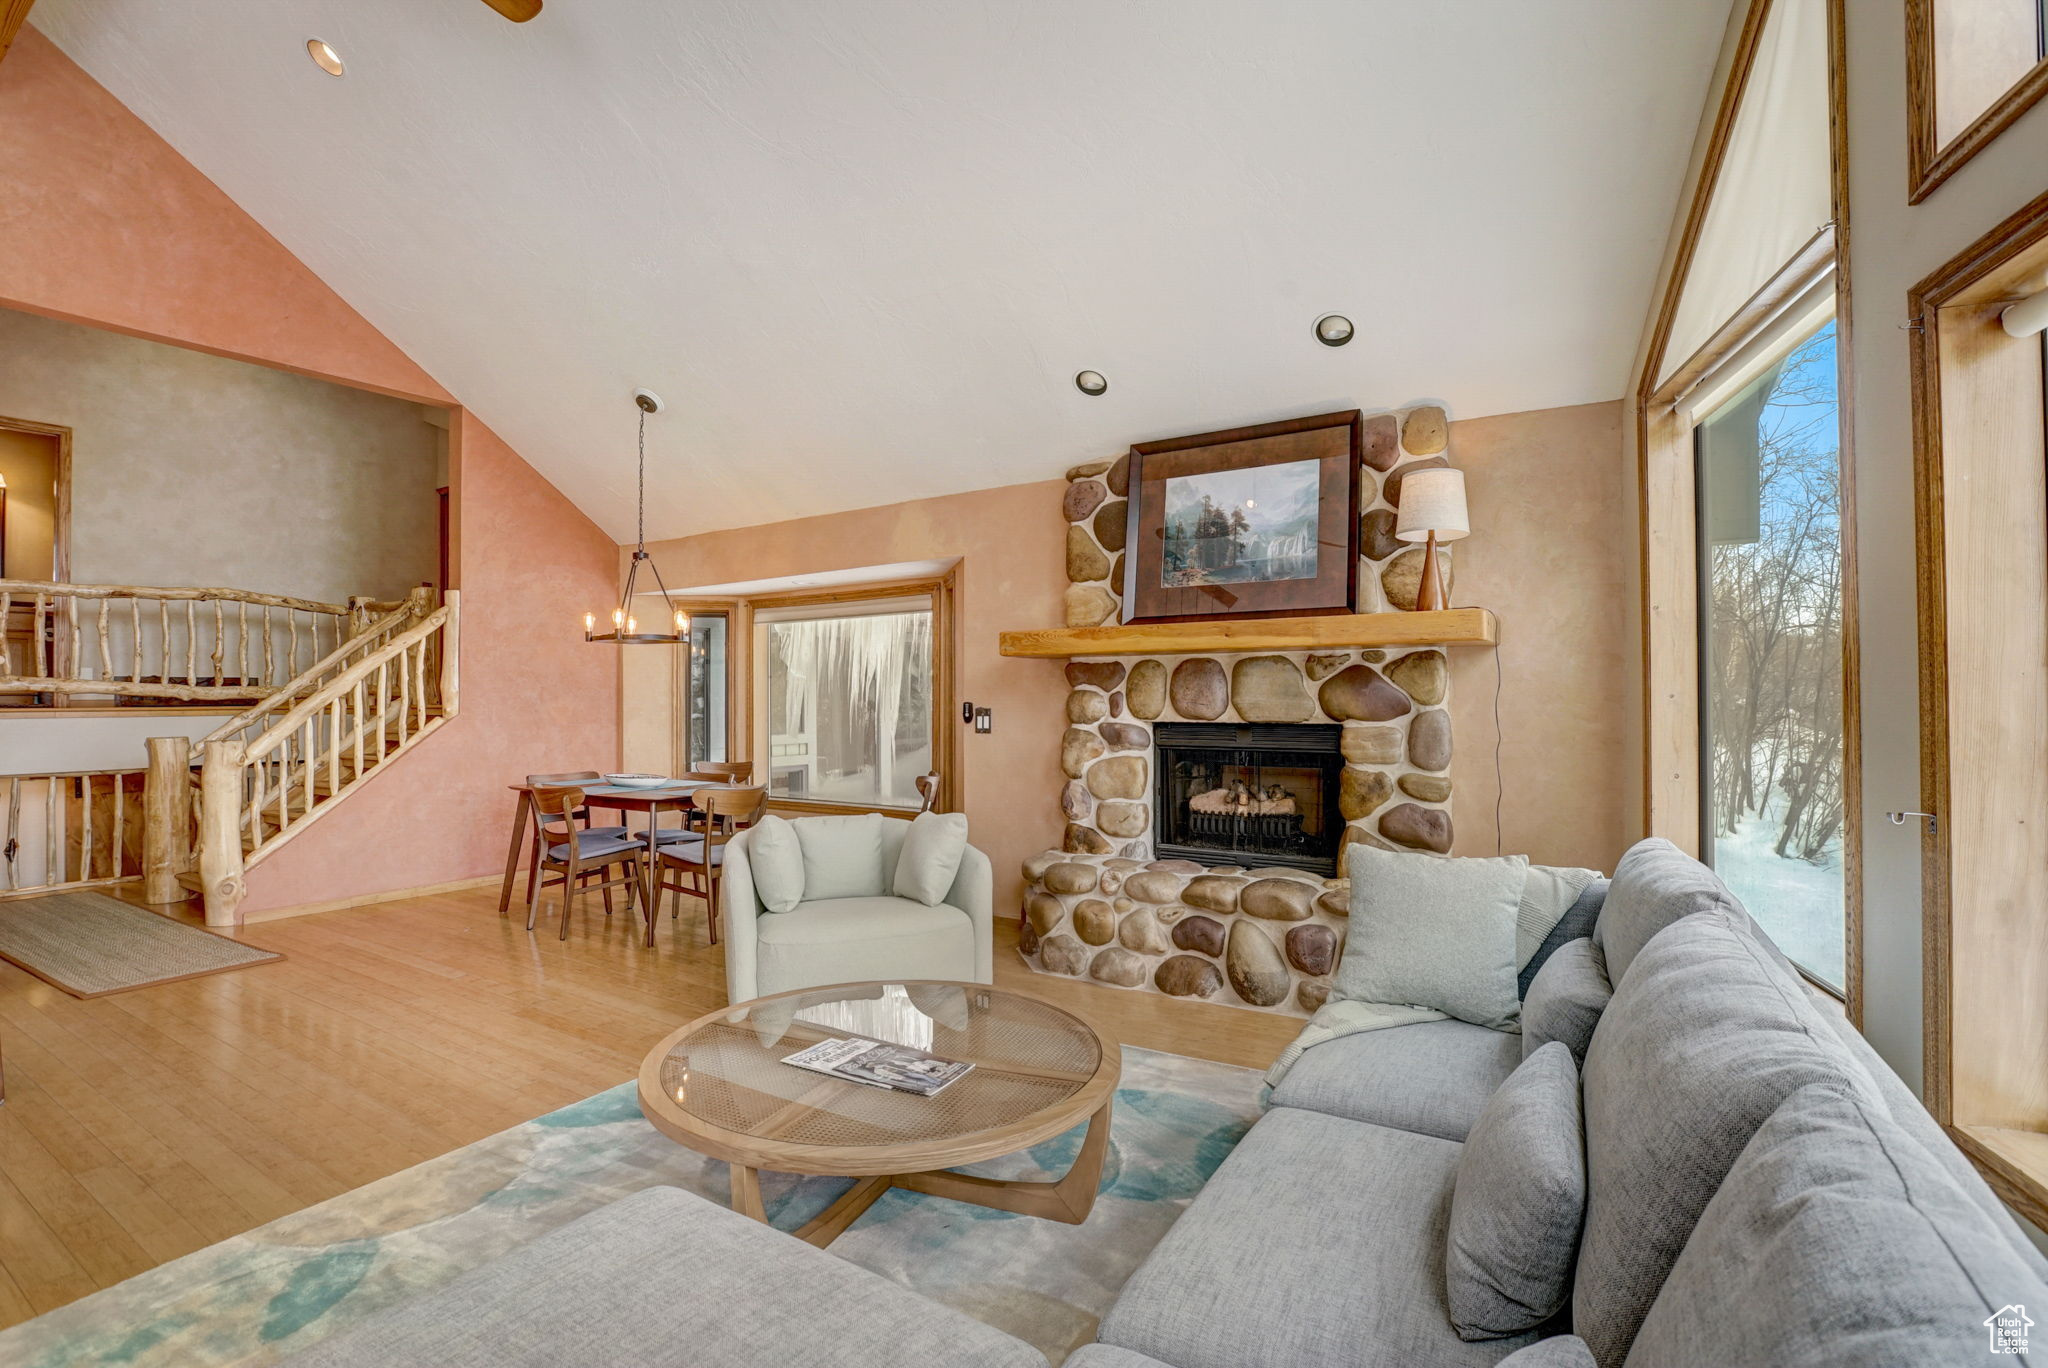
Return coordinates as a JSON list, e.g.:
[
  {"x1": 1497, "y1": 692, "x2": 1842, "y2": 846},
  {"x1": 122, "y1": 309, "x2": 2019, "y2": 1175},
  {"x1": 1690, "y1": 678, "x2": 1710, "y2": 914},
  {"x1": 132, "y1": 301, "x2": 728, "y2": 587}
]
[{"x1": 721, "y1": 815, "x2": 994, "y2": 1004}]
